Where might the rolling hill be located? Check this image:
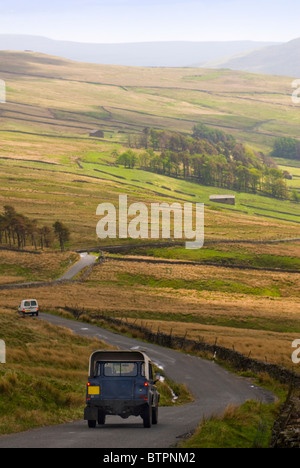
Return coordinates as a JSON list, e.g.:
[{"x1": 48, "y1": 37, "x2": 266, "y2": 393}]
[
  {"x1": 210, "y1": 37, "x2": 300, "y2": 78},
  {"x1": 0, "y1": 49, "x2": 299, "y2": 251},
  {"x1": 0, "y1": 50, "x2": 299, "y2": 154},
  {"x1": 0, "y1": 34, "x2": 277, "y2": 67}
]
